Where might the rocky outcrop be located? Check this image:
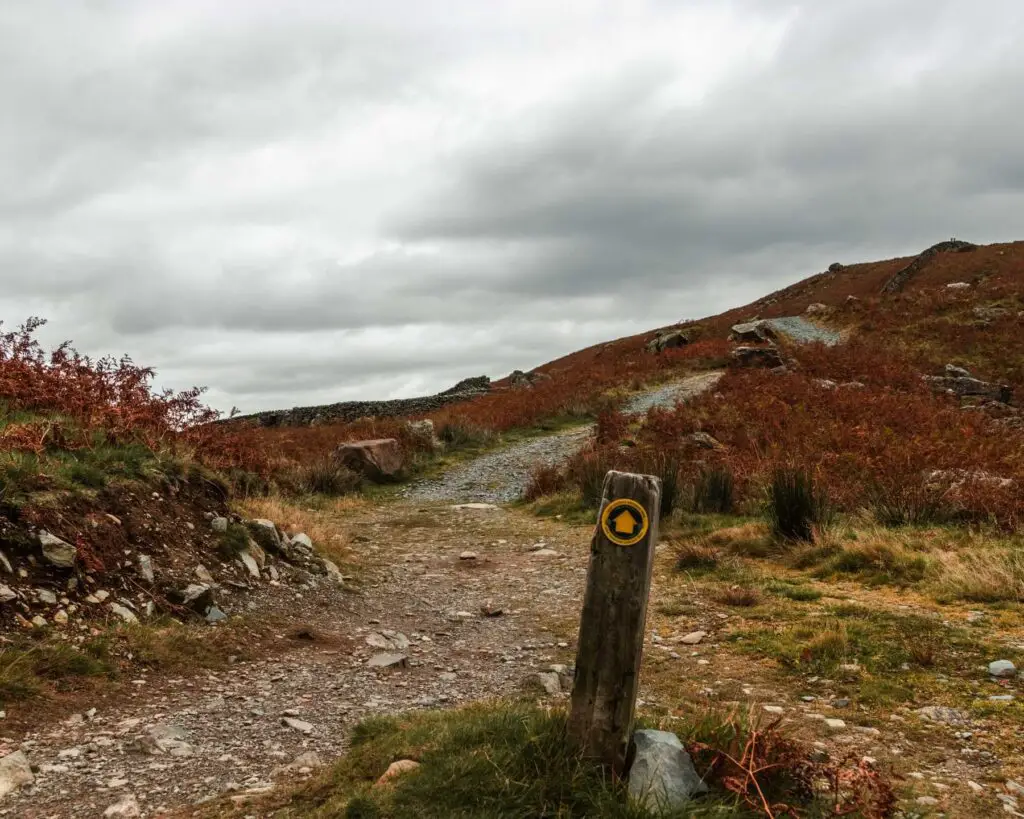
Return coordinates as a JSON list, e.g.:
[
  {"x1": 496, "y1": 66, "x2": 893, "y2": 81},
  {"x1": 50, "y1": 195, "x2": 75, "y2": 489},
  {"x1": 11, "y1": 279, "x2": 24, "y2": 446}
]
[
  {"x1": 881, "y1": 239, "x2": 977, "y2": 294},
  {"x1": 729, "y1": 320, "x2": 778, "y2": 344},
  {"x1": 646, "y1": 329, "x2": 692, "y2": 353},
  {"x1": 923, "y1": 364, "x2": 1012, "y2": 404},
  {"x1": 334, "y1": 439, "x2": 405, "y2": 482},
  {"x1": 235, "y1": 376, "x2": 492, "y2": 428},
  {"x1": 731, "y1": 346, "x2": 785, "y2": 369},
  {"x1": 509, "y1": 369, "x2": 553, "y2": 389}
]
